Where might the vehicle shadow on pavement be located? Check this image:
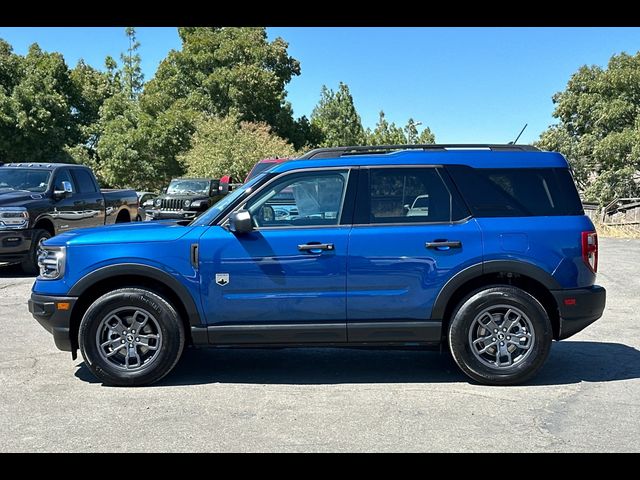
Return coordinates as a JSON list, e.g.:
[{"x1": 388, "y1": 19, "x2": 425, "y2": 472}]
[
  {"x1": 74, "y1": 340, "x2": 640, "y2": 386},
  {"x1": 0, "y1": 264, "x2": 34, "y2": 278}
]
